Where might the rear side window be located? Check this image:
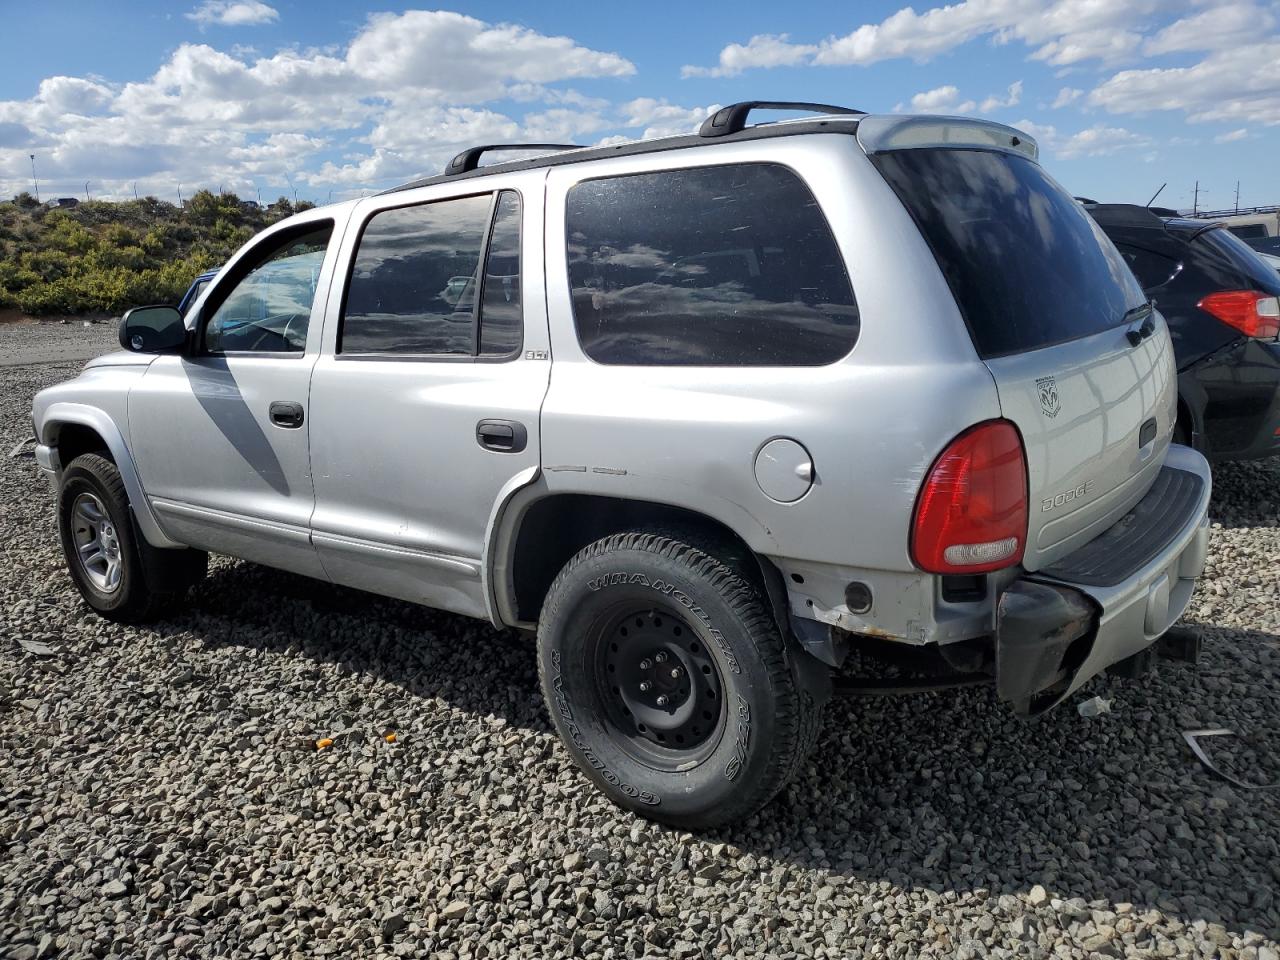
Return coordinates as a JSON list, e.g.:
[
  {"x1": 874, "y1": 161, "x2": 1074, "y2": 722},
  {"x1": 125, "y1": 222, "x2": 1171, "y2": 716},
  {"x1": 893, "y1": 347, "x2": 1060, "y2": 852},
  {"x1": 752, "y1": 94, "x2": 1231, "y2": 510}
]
[
  {"x1": 341, "y1": 190, "x2": 524, "y2": 357},
  {"x1": 1228, "y1": 224, "x2": 1267, "y2": 240},
  {"x1": 1193, "y1": 227, "x2": 1280, "y2": 295},
  {"x1": 565, "y1": 163, "x2": 859, "y2": 366},
  {"x1": 872, "y1": 149, "x2": 1147, "y2": 358},
  {"x1": 1113, "y1": 243, "x2": 1181, "y2": 292}
]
